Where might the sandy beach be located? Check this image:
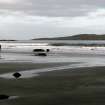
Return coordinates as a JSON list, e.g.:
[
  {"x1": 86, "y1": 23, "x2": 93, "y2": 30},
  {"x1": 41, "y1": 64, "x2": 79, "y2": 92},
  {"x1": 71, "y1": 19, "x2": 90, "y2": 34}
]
[
  {"x1": 0, "y1": 62, "x2": 104, "y2": 105},
  {"x1": 0, "y1": 41, "x2": 105, "y2": 105}
]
